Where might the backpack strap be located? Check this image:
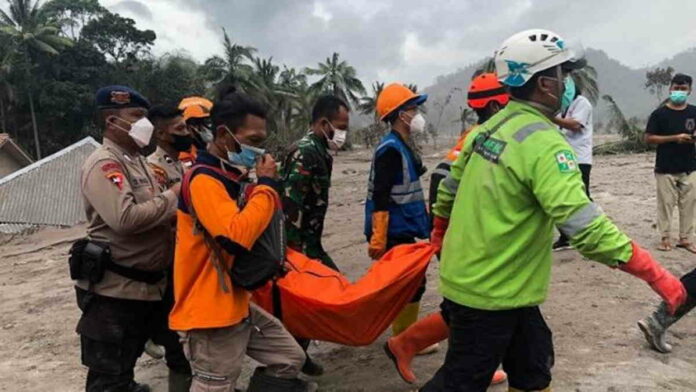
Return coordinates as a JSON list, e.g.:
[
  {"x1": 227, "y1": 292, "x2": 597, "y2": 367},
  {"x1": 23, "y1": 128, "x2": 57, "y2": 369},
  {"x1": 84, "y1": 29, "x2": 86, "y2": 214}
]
[{"x1": 181, "y1": 163, "x2": 243, "y2": 293}]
